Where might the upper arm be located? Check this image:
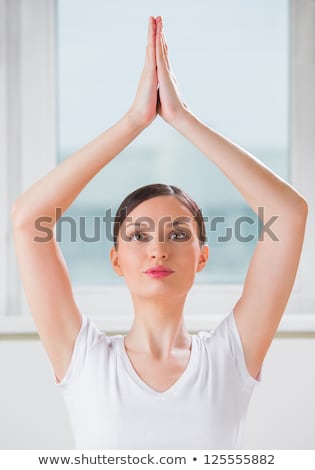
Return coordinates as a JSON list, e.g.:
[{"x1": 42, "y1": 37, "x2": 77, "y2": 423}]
[
  {"x1": 12, "y1": 212, "x2": 82, "y2": 383},
  {"x1": 234, "y1": 199, "x2": 308, "y2": 379}
]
